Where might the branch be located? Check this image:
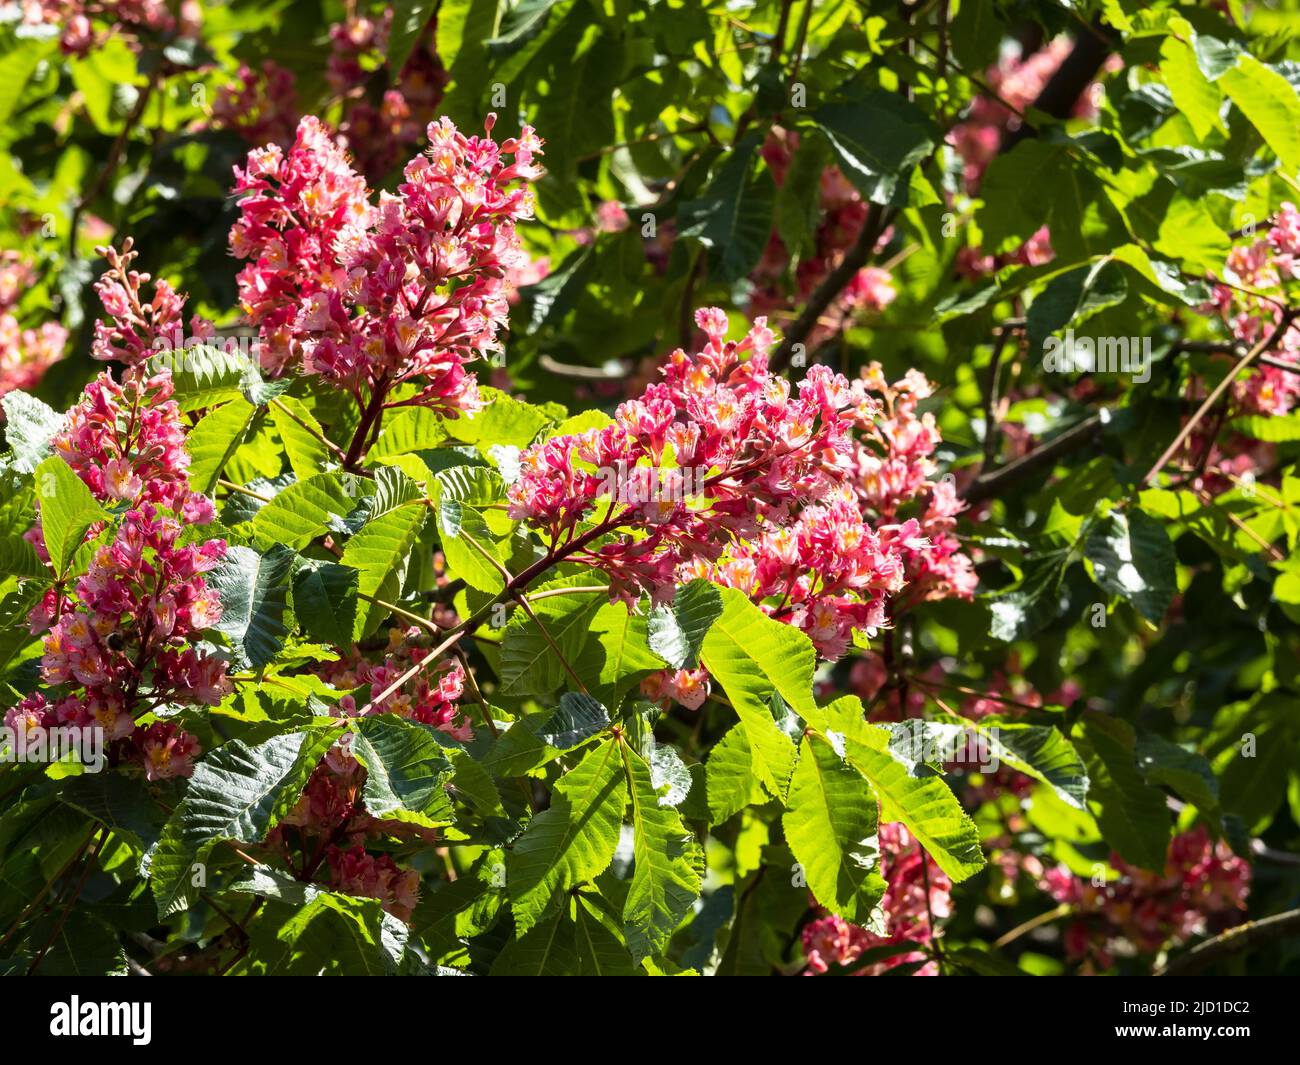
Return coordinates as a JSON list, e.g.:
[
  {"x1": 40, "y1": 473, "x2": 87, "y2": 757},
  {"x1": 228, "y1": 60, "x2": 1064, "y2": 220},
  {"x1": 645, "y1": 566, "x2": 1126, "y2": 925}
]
[
  {"x1": 69, "y1": 78, "x2": 156, "y2": 257},
  {"x1": 1155, "y1": 907, "x2": 1300, "y2": 976},
  {"x1": 770, "y1": 203, "x2": 894, "y2": 372},
  {"x1": 961, "y1": 412, "x2": 1105, "y2": 504},
  {"x1": 1142, "y1": 308, "x2": 1299, "y2": 487},
  {"x1": 1001, "y1": 20, "x2": 1115, "y2": 152}
]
